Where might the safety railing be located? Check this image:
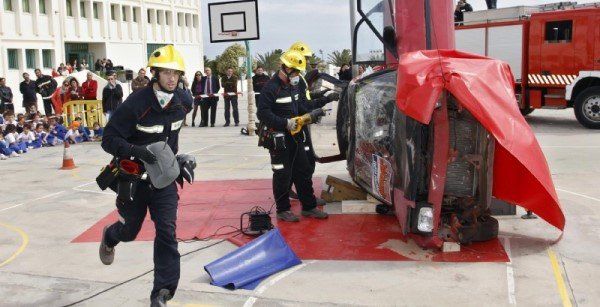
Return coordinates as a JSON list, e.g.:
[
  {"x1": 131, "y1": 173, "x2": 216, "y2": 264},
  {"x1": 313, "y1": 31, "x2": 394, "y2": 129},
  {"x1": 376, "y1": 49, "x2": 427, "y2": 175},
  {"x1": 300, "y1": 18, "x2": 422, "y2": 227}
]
[{"x1": 61, "y1": 100, "x2": 106, "y2": 127}]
